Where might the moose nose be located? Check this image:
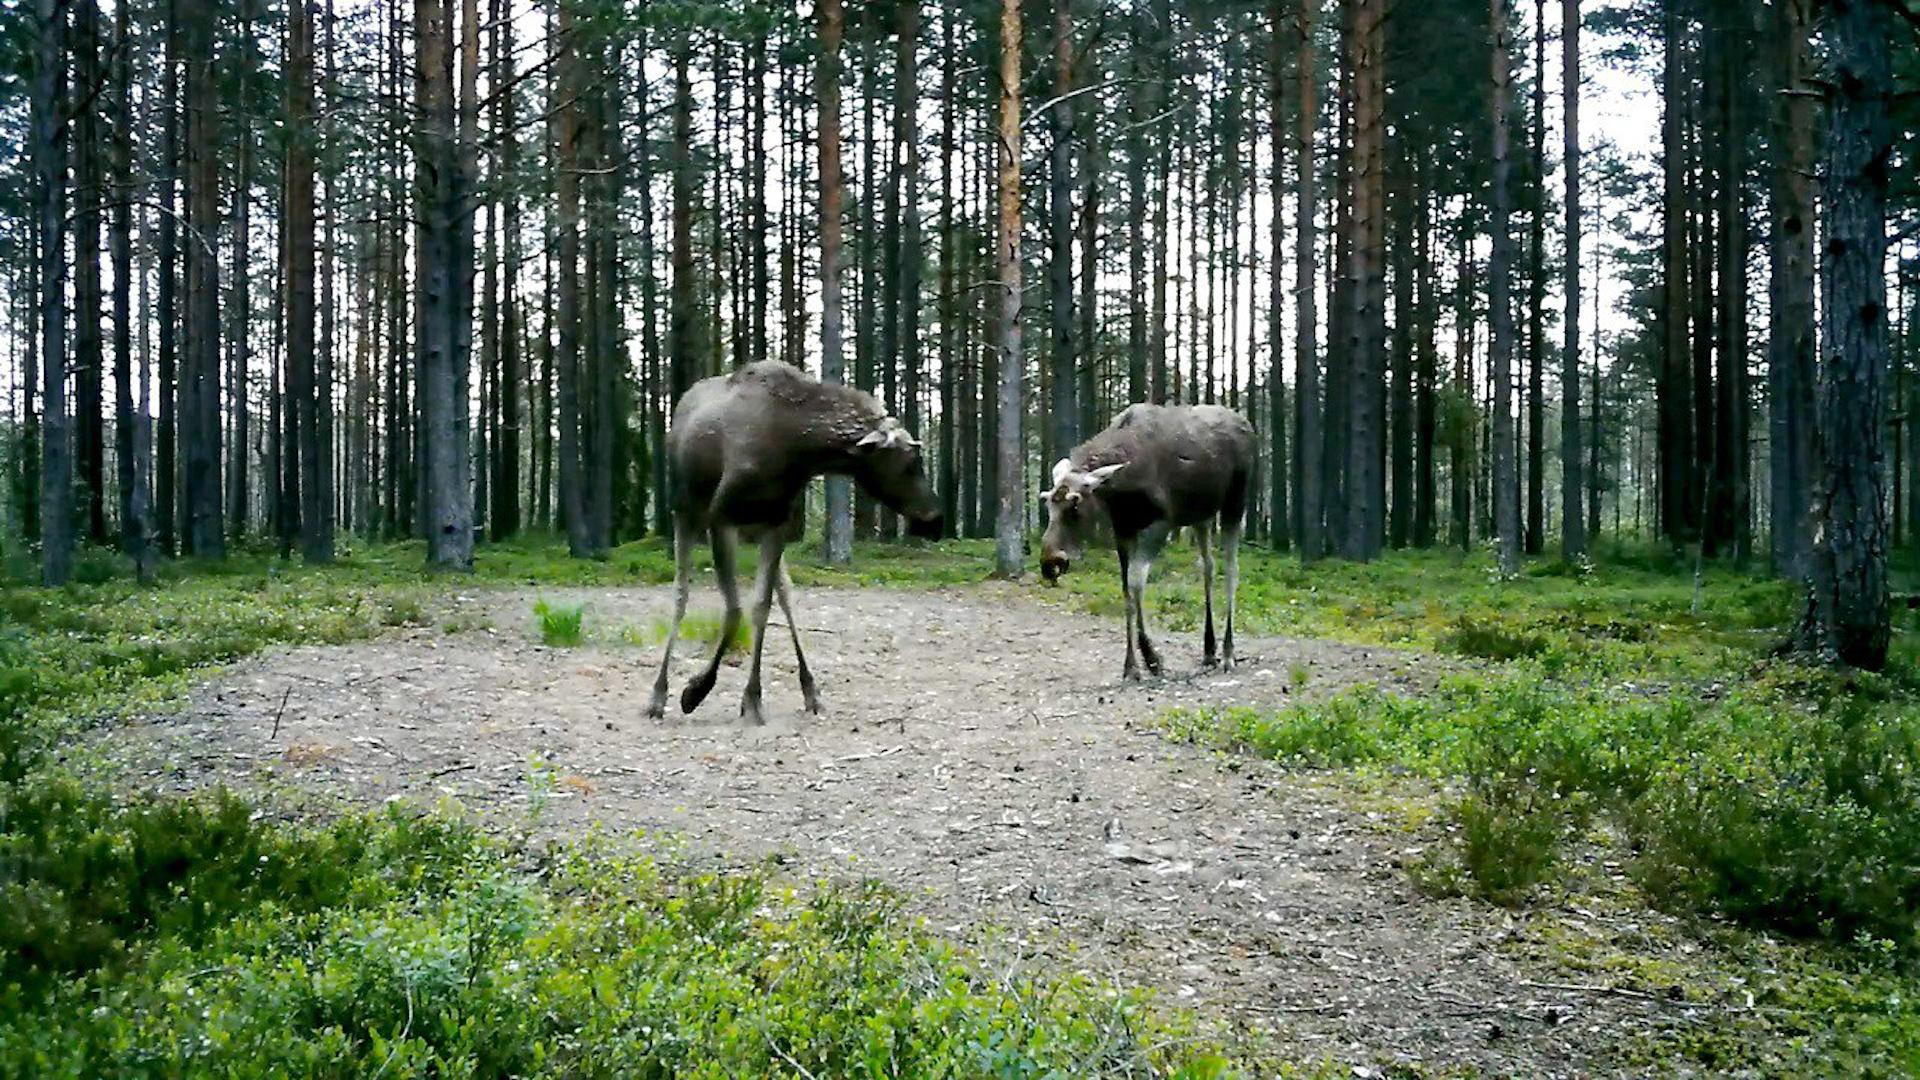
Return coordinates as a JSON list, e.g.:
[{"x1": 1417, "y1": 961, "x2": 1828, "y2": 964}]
[{"x1": 1040, "y1": 554, "x2": 1069, "y2": 584}]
